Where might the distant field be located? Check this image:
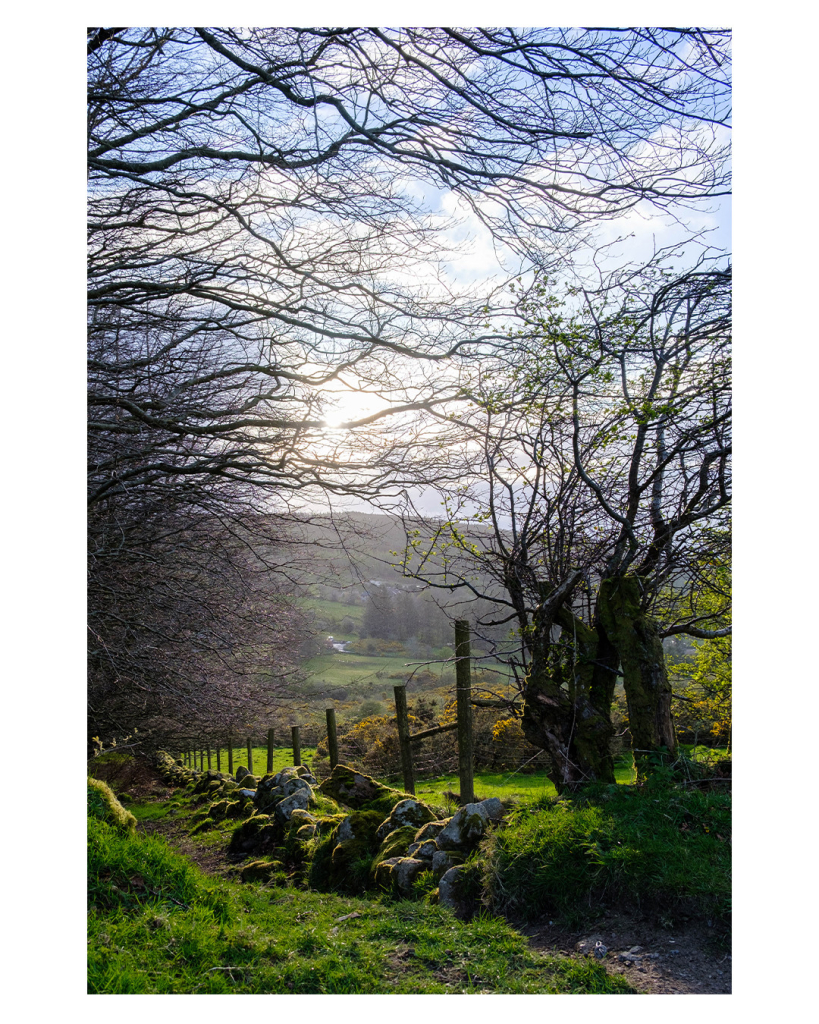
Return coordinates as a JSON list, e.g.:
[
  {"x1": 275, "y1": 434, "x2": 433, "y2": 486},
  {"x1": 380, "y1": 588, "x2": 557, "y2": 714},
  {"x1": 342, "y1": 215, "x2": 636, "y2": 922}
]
[
  {"x1": 301, "y1": 596, "x2": 365, "y2": 628},
  {"x1": 302, "y1": 651, "x2": 453, "y2": 693},
  {"x1": 180, "y1": 745, "x2": 318, "y2": 777}
]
